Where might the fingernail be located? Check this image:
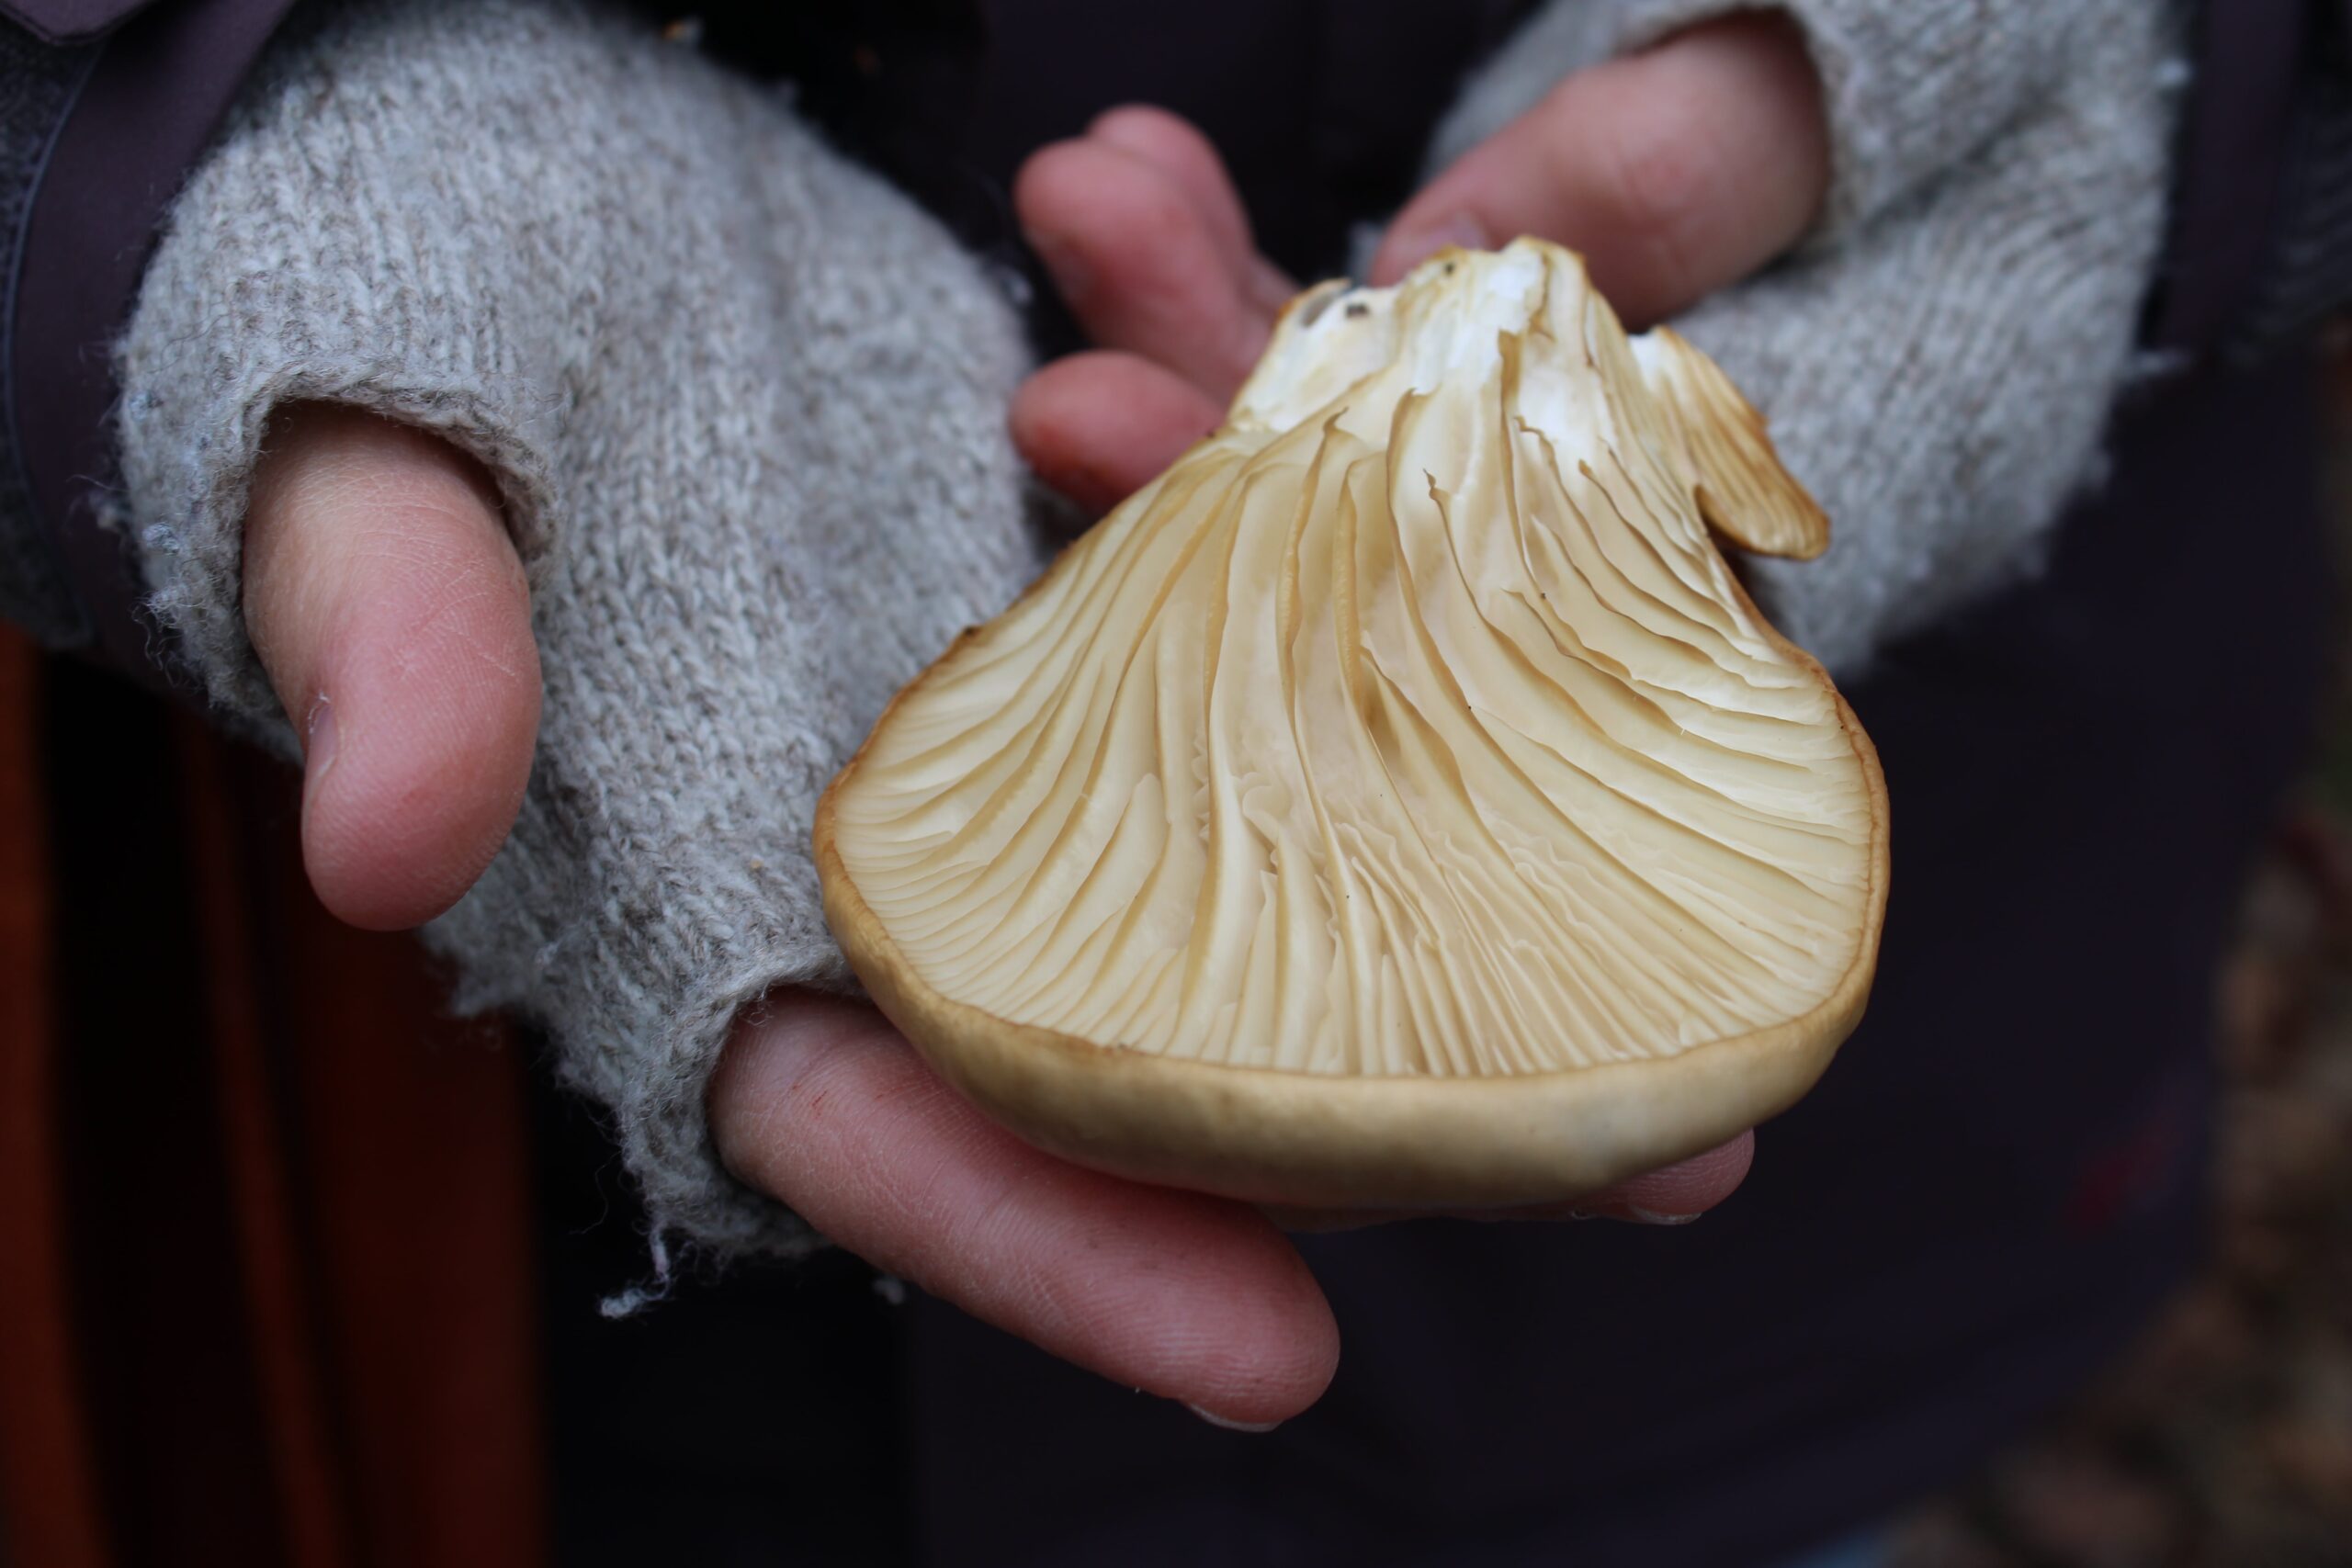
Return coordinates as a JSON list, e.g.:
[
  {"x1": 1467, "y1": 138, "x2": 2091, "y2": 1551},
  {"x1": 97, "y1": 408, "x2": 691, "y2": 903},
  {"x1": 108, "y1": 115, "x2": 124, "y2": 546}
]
[
  {"x1": 1185, "y1": 1403, "x2": 1283, "y2": 1434},
  {"x1": 1626, "y1": 1205, "x2": 1702, "y2": 1226},
  {"x1": 1023, "y1": 228, "x2": 1094, "y2": 301},
  {"x1": 302, "y1": 693, "x2": 336, "y2": 787},
  {"x1": 1389, "y1": 214, "x2": 1492, "y2": 276}
]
